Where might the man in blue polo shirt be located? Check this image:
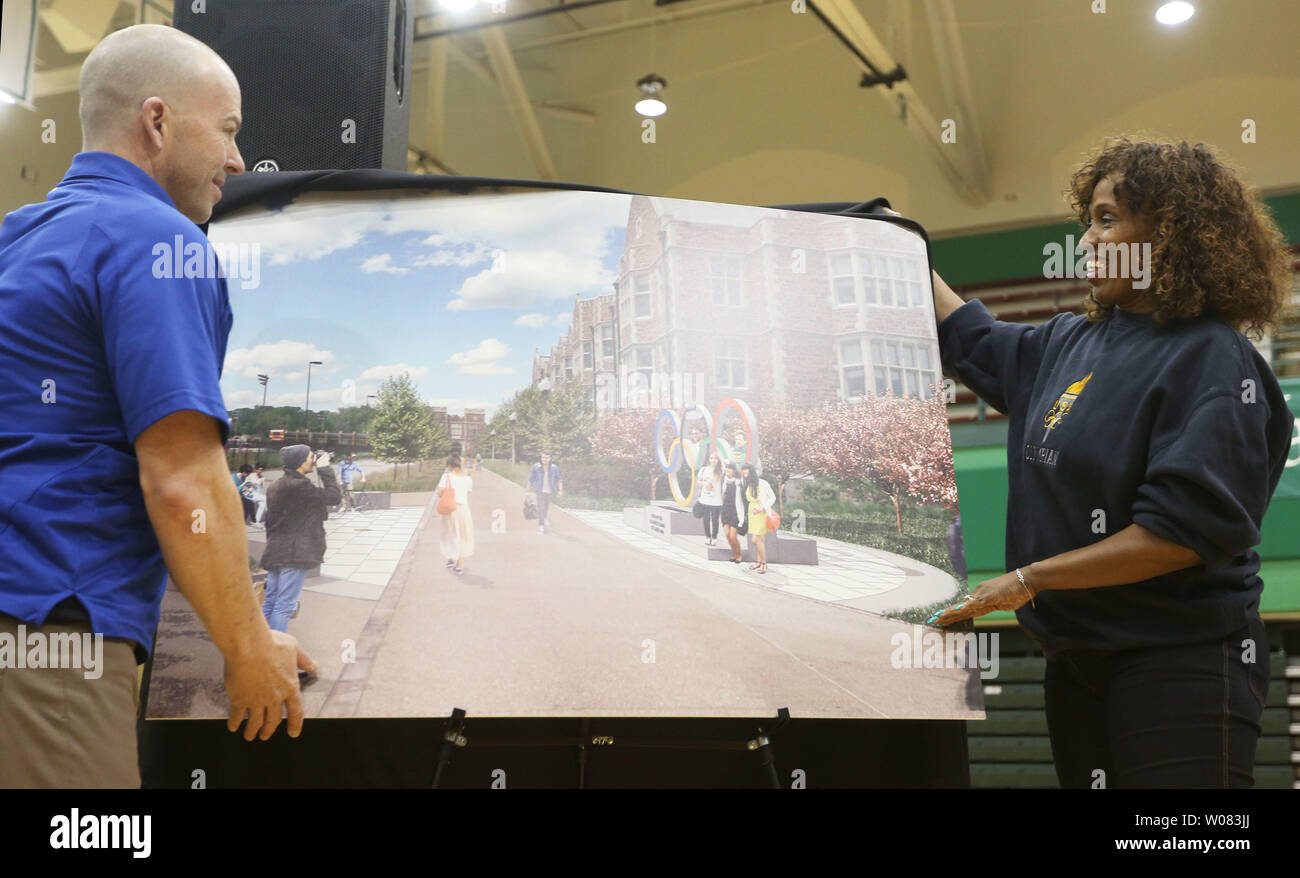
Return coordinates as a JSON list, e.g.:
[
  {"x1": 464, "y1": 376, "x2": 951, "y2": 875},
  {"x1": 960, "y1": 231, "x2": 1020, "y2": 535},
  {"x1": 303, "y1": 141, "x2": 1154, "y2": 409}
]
[{"x1": 0, "y1": 24, "x2": 315, "y2": 788}]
